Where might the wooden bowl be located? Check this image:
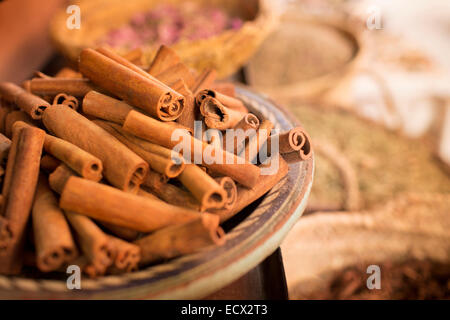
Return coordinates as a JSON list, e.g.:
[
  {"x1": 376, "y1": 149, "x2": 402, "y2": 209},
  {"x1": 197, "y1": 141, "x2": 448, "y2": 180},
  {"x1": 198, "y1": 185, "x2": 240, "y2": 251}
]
[
  {"x1": 0, "y1": 86, "x2": 313, "y2": 299},
  {"x1": 50, "y1": 0, "x2": 278, "y2": 78}
]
